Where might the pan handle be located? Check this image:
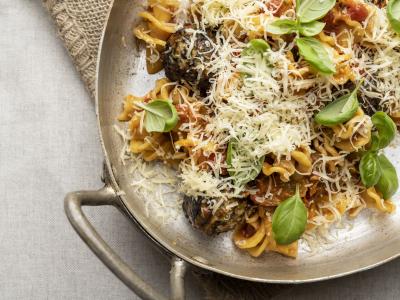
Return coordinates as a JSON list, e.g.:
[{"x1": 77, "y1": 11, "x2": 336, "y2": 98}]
[{"x1": 64, "y1": 186, "x2": 188, "y2": 300}]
